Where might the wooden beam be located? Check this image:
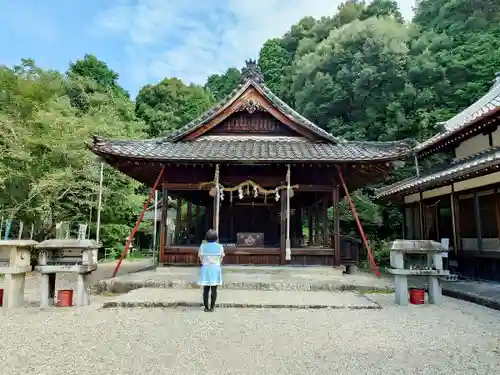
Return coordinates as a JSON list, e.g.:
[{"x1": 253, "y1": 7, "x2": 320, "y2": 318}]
[{"x1": 164, "y1": 181, "x2": 339, "y2": 192}]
